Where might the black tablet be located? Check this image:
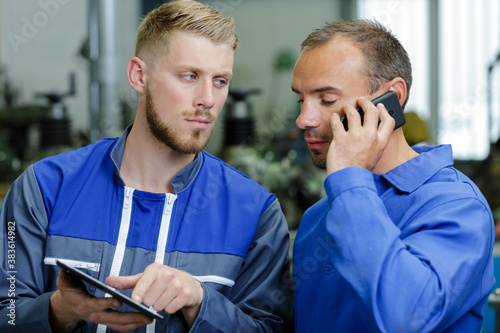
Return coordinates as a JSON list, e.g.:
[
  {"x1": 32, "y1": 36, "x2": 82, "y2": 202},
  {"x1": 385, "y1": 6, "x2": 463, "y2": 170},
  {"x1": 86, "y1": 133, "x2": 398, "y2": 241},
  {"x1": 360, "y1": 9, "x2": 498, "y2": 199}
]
[{"x1": 56, "y1": 260, "x2": 163, "y2": 320}]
